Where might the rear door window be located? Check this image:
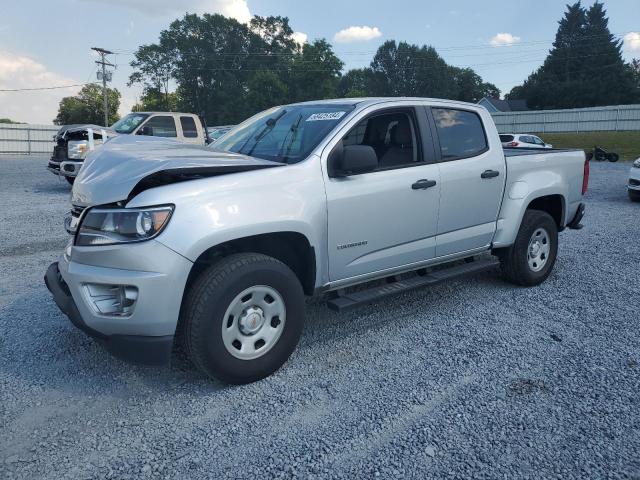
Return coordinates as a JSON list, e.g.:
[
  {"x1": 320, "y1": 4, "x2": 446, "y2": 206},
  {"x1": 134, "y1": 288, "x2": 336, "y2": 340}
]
[
  {"x1": 432, "y1": 108, "x2": 488, "y2": 160},
  {"x1": 499, "y1": 134, "x2": 514, "y2": 143},
  {"x1": 180, "y1": 116, "x2": 198, "y2": 138}
]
